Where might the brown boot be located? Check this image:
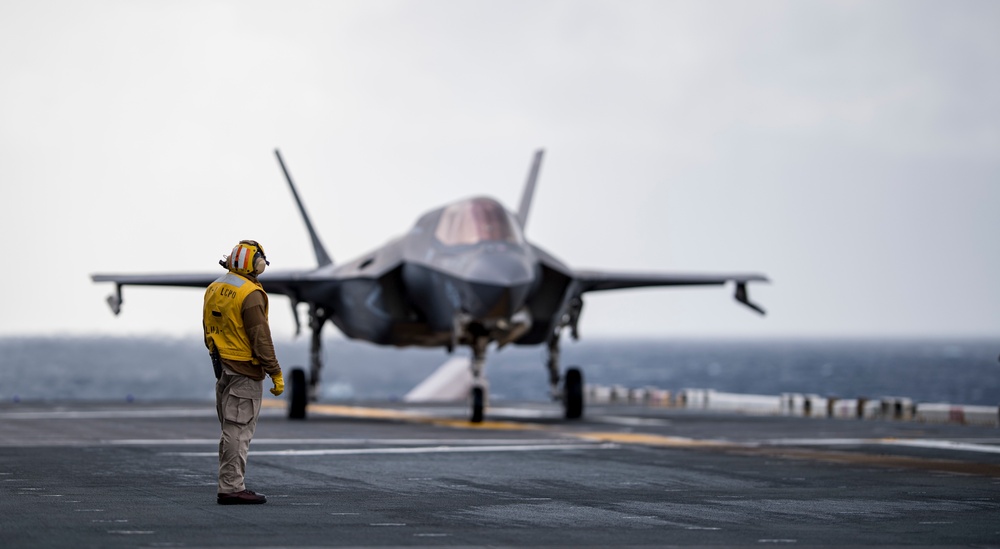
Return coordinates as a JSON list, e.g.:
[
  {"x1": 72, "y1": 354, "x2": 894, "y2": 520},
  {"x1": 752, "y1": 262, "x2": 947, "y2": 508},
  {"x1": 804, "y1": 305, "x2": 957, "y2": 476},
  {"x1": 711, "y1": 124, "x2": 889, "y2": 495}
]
[{"x1": 217, "y1": 489, "x2": 267, "y2": 505}]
